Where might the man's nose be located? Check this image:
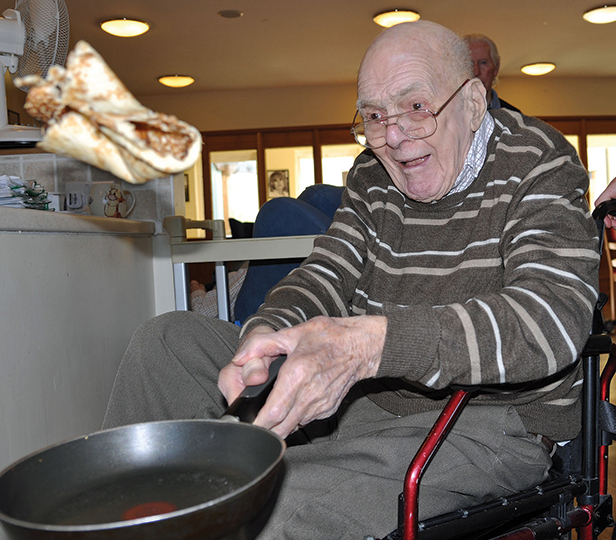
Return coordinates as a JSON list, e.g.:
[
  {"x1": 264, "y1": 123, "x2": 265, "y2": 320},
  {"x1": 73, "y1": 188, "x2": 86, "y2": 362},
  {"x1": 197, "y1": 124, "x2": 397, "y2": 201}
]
[
  {"x1": 384, "y1": 120, "x2": 412, "y2": 149},
  {"x1": 473, "y1": 62, "x2": 480, "y2": 76}
]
